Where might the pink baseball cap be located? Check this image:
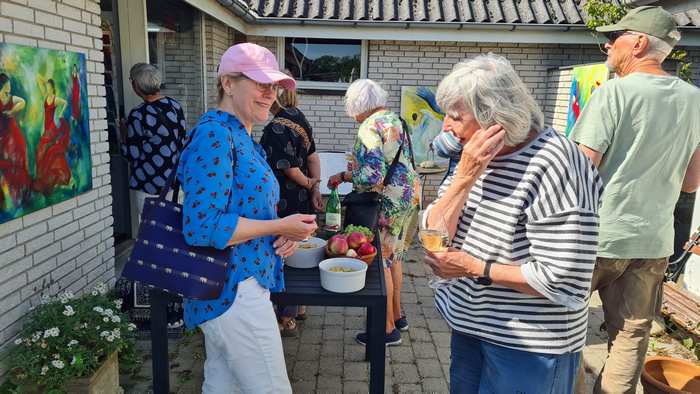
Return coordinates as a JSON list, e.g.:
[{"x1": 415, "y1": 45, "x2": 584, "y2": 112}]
[{"x1": 217, "y1": 43, "x2": 296, "y2": 90}]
